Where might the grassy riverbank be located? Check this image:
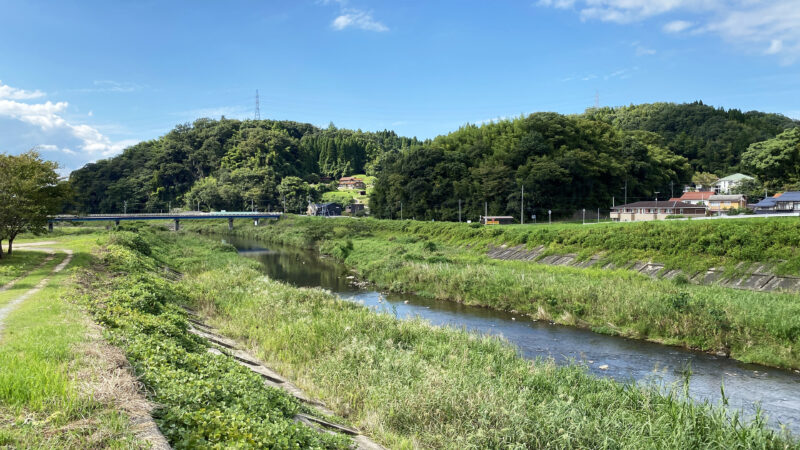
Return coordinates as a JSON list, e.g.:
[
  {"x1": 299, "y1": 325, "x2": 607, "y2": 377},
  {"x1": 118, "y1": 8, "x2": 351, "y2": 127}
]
[
  {"x1": 0, "y1": 233, "x2": 144, "y2": 448},
  {"x1": 185, "y1": 216, "x2": 800, "y2": 370},
  {"x1": 120, "y1": 226, "x2": 795, "y2": 448}
]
